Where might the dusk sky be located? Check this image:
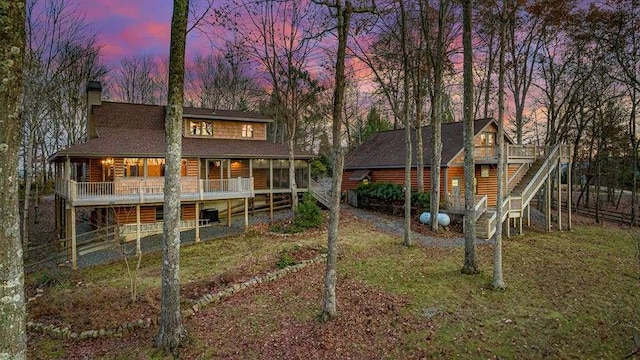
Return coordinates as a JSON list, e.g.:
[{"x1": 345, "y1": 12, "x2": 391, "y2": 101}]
[{"x1": 76, "y1": 0, "x2": 215, "y2": 66}]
